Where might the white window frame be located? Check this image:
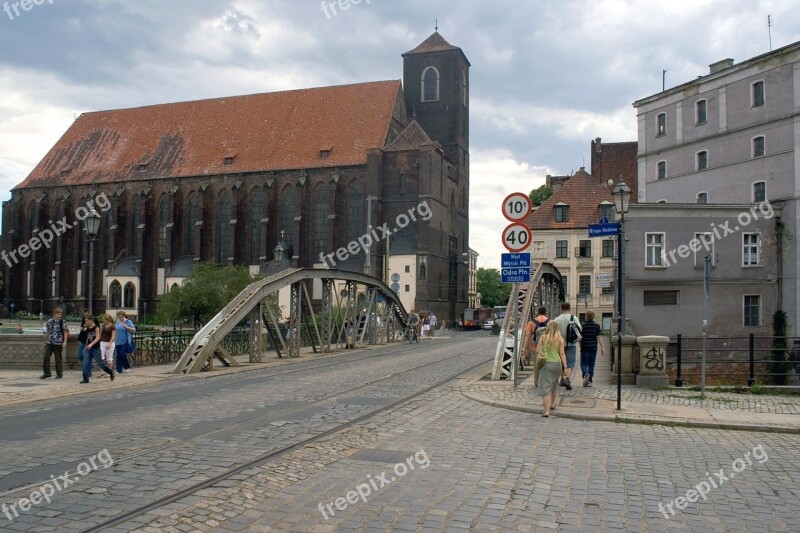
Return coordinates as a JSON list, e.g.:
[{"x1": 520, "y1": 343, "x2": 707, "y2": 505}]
[
  {"x1": 696, "y1": 99, "x2": 707, "y2": 124},
  {"x1": 645, "y1": 232, "x2": 665, "y2": 268},
  {"x1": 656, "y1": 160, "x2": 666, "y2": 180},
  {"x1": 743, "y1": 294, "x2": 761, "y2": 327},
  {"x1": 696, "y1": 192, "x2": 708, "y2": 204},
  {"x1": 752, "y1": 181, "x2": 766, "y2": 203},
  {"x1": 742, "y1": 233, "x2": 760, "y2": 267},
  {"x1": 752, "y1": 135, "x2": 765, "y2": 158},
  {"x1": 656, "y1": 112, "x2": 666, "y2": 136},
  {"x1": 693, "y1": 232, "x2": 715, "y2": 267},
  {"x1": 696, "y1": 150, "x2": 708, "y2": 171},
  {"x1": 751, "y1": 80, "x2": 765, "y2": 108}
]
